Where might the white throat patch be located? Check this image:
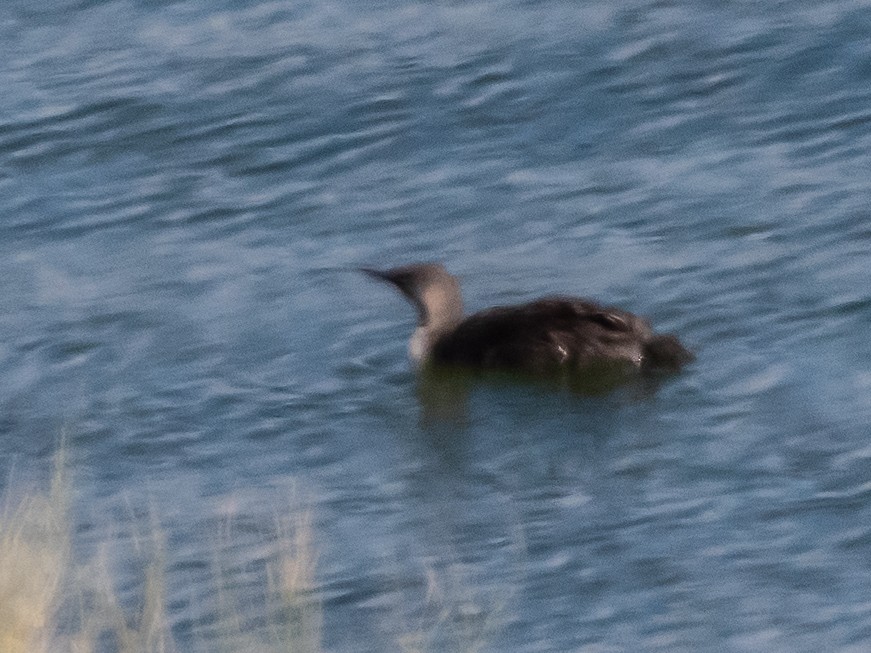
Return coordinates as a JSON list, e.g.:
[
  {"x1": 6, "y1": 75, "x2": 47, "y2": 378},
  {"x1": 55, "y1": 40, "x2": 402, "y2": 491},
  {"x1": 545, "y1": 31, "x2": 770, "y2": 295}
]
[{"x1": 408, "y1": 326, "x2": 428, "y2": 366}]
